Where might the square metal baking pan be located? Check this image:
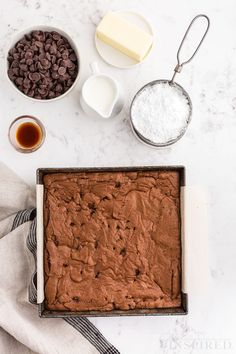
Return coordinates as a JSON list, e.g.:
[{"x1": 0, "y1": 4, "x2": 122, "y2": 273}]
[{"x1": 36, "y1": 166, "x2": 188, "y2": 317}]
